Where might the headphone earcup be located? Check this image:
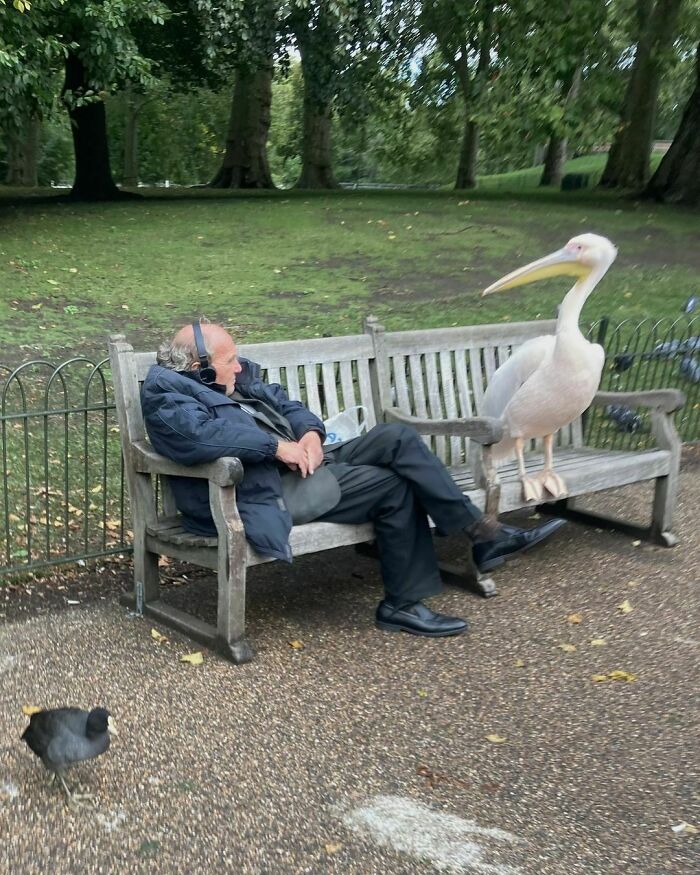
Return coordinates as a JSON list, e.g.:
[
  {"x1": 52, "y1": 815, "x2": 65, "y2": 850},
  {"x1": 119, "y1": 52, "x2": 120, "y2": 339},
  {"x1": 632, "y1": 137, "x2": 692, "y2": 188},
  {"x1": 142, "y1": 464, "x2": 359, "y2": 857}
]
[{"x1": 199, "y1": 366, "x2": 218, "y2": 386}]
